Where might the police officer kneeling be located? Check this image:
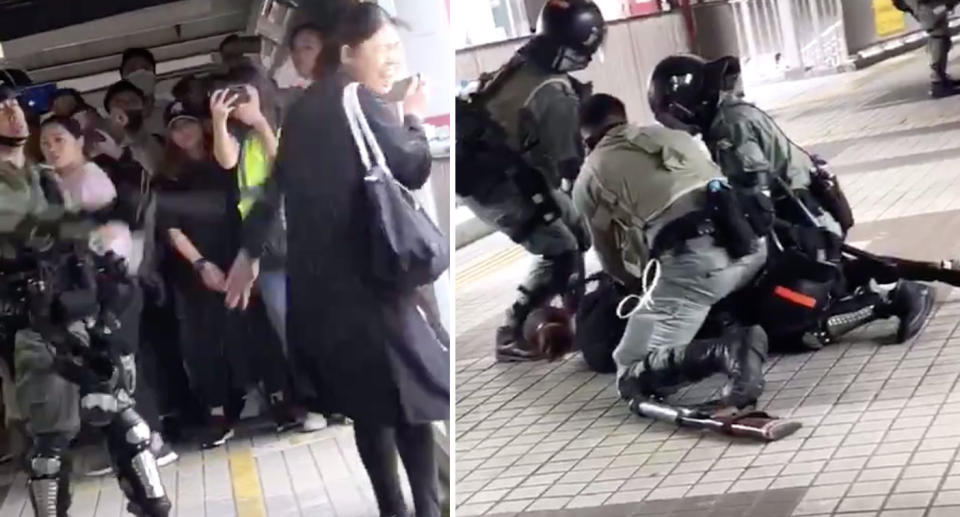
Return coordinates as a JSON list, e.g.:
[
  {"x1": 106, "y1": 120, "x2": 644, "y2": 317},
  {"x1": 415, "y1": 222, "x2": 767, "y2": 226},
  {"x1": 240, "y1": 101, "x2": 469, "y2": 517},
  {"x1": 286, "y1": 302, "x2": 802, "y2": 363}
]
[{"x1": 572, "y1": 94, "x2": 768, "y2": 409}]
